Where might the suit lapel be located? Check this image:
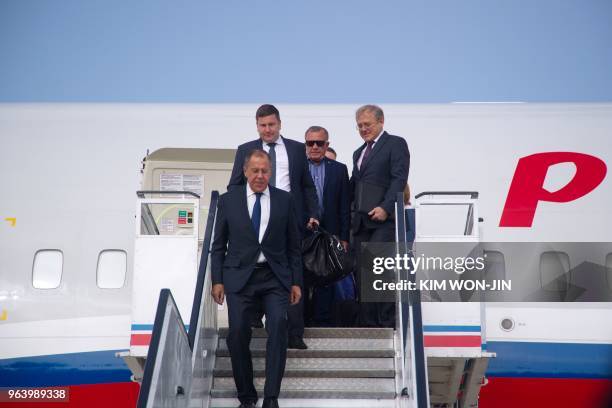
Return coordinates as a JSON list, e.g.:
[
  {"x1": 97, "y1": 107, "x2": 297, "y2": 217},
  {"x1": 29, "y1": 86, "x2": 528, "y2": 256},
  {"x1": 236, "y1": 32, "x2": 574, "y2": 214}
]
[
  {"x1": 360, "y1": 131, "x2": 388, "y2": 174},
  {"x1": 238, "y1": 185, "x2": 258, "y2": 241},
  {"x1": 261, "y1": 187, "x2": 274, "y2": 242},
  {"x1": 281, "y1": 136, "x2": 293, "y2": 182},
  {"x1": 354, "y1": 144, "x2": 365, "y2": 175}
]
